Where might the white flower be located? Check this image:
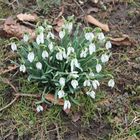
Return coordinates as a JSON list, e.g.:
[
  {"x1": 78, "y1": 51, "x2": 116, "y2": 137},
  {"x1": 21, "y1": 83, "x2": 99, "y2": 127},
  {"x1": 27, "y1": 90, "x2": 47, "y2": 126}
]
[
  {"x1": 71, "y1": 58, "x2": 82, "y2": 72},
  {"x1": 36, "y1": 62, "x2": 42, "y2": 70},
  {"x1": 63, "y1": 100, "x2": 71, "y2": 110},
  {"x1": 89, "y1": 72, "x2": 94, "y2": 77},
  {"x1": 85, "y1": 32, "x2": 94, "y2": 42},
  {"x1": 65, "y1": 22, "x2": 73, "y2": 33},
  {"x1": 67, "y1": 47, "x2": 74, "y2": 56},
  {"x1": 38, "y1": 26, "x2": 45, "y2": 32},
  {"x1": 36, "y1": 105, "x2": 43, "y2": 112},
  {"x1": 42, "y1": 50, "x2": 48, "y2": 59},
  {"x1": 36, "y1": 32, "x2": 44, "y2": 45},
  {"x1": 58, "y1": 90, "x2": 65, "y2": 98},
  {"x1": 105, "y1": 41, "x2": 112, "y2": 49},
  {"x1": 56, "y1": 52, "x2": 63, "y2": 61},
  {"x1": 19, "y1": 65, "x2": 26, "y2": 73},
  {"x1": 96, "y1": 64, "x2": 102, "y2": 73},
  {"x1": 98, "y1": 32, "x2": 105, "y2": 41},
  {"x1": 48, "y1": 42, "x2": 53, "y2": 51},
  {"x1": 59, "y1": 30, "x2": 65, "y2": 39},
  {"x1": 71, "y1": 80, "x2": 78, "y2": 89},
  {"x1": 11, "y1": 42, "x2": 17, "y2": 51},
  {"x1": 86, "y1": 91, "x2": 96, "y2": 99},
  {"x1": 47, "y1": 32, "x2": 54, "y2": 39},
  {"x1": 89, "y1": 43, "x2": 96, "y2": 55},
  {"x1": 27, "y1": 52, "x2": 35, "y2": 62},
  {"x1": 83, "y1": 80, "x2": 91, "y2": 87},
  {"x1": 92, "y1": 80, "x2": 100, "y2": 89},
  {"x1": 108, "y1": 79, "x2": 115, "y2": 88},
  {"x1": 101, "y1": 54, "x2": 109, "y2": 63},
  {"x1": 62, "y1": 50, "x2": 67, "y2": 59},
  {"x1": 59, "y1": 77, "x2": 65, "y2": 87},
  {"x1": 23, "y1": 34, "x2": 29, "y2": 42},
  {"x1": 80, "y1": 48, "x2": 88, "y2": 58},
  {"x1": 69, "y1": 71, "x2": 79, "y2": 79}
]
